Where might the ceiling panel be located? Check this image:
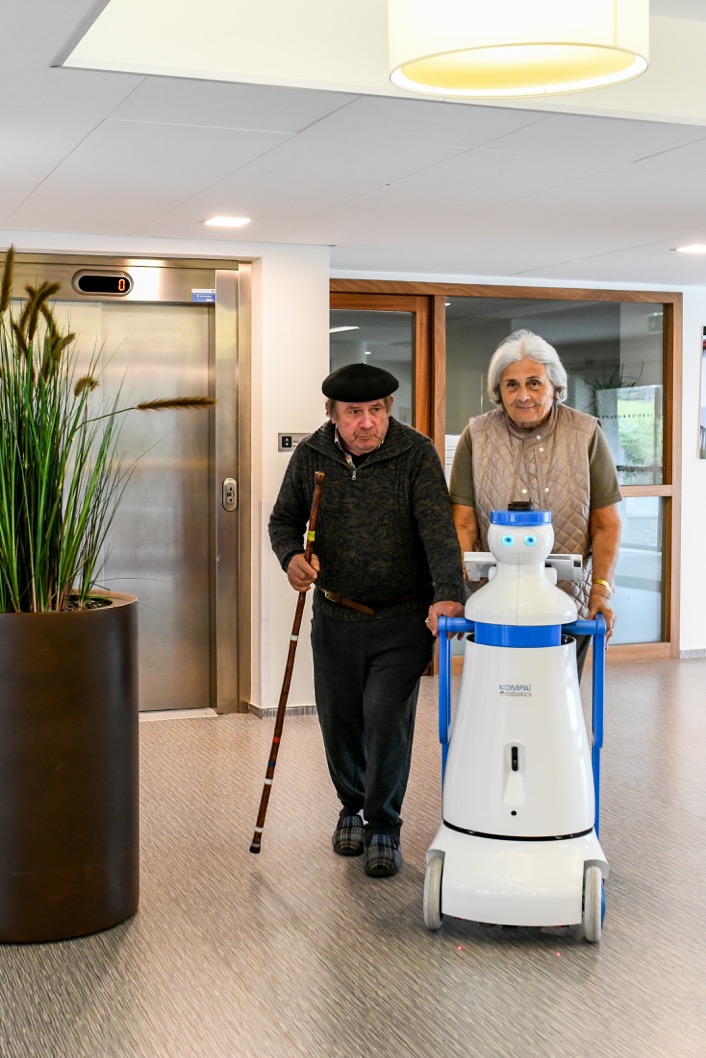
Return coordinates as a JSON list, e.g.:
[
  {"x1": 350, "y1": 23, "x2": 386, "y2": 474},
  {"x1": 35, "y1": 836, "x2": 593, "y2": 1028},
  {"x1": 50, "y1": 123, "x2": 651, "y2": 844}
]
[
  {"x1": 143, "y1": 125, "x2": 471, "y2": 229},
  {"x1": 6, "y1": 120, "x2": 293, "y2": 233},
  {"x1": 292, "y1": 94, "x2": 547, "y2": 149},
  {"x1": 3, "y1": 0, "x2": 706, "y2": 285},
  {"x1": 0, "y1": 65, "x2": 143, "y2": 220},
  {"x1": 111, "y1": 77, "x2": 358, "y2": 134},
  {"x1": 362, "y1": 145, "x2": 617, "y2": 207},
  {"x1": 485, "y1": 112, "x2": 706, "y2": 161}
]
